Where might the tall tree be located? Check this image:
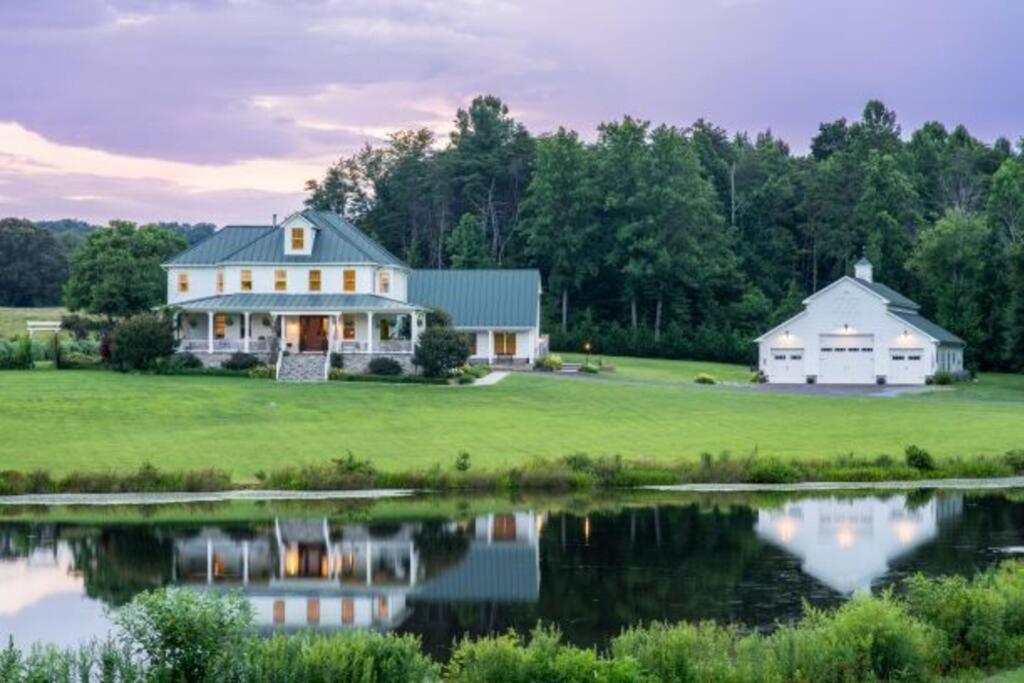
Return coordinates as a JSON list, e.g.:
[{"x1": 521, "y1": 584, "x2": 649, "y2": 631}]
[
  {"x1": 446, "y1": 214, "x2": 492, "y2": 268},
  {"x1": 64, "y1": 222, "x2": 187, "y2": 320},
  {"x1": 521, "y1": 128, "x2": 598, "y2": 331},
  {"x1": 0, "y1": 218, "x2": 68, "y2": 306}
]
